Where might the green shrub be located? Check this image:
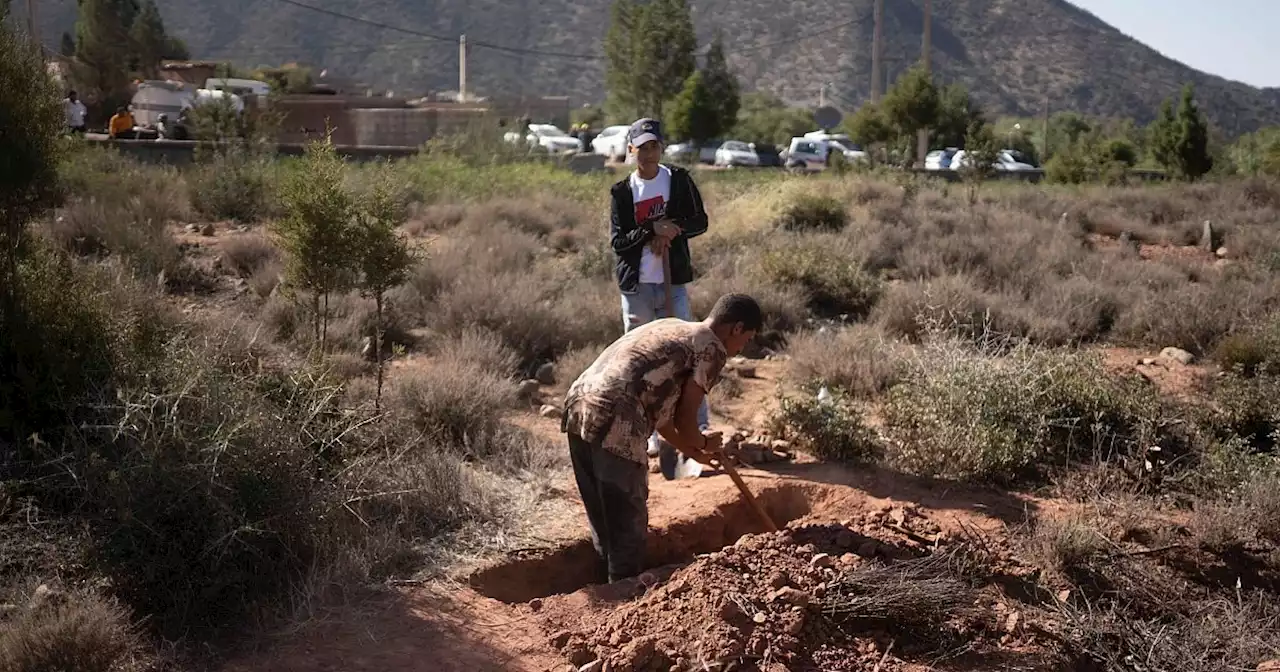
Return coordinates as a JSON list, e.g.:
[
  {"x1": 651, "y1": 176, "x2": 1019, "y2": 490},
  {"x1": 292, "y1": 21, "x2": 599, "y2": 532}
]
[
  {"x1": 882, "y1": 341, "x2": 1162, "y2": 483},
  {"x1": 761, "y1": 244, "x2": 882, "y2": 318},
  {"x1": 190, "y1": 146, "x2": 275, "y2": 222},
  {"x1": 774, "y1": 193, "x2": 848, "y2": 232},
  {"x1": 771, "y1": 392, "x2": 881, "y2": 463},
  {"x1": 1214, "y1": 315, "x2": 1280, "y2": 376},
  {"x1": 1202, "y1": 373, "x2": 1280, "y2": 447}
]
